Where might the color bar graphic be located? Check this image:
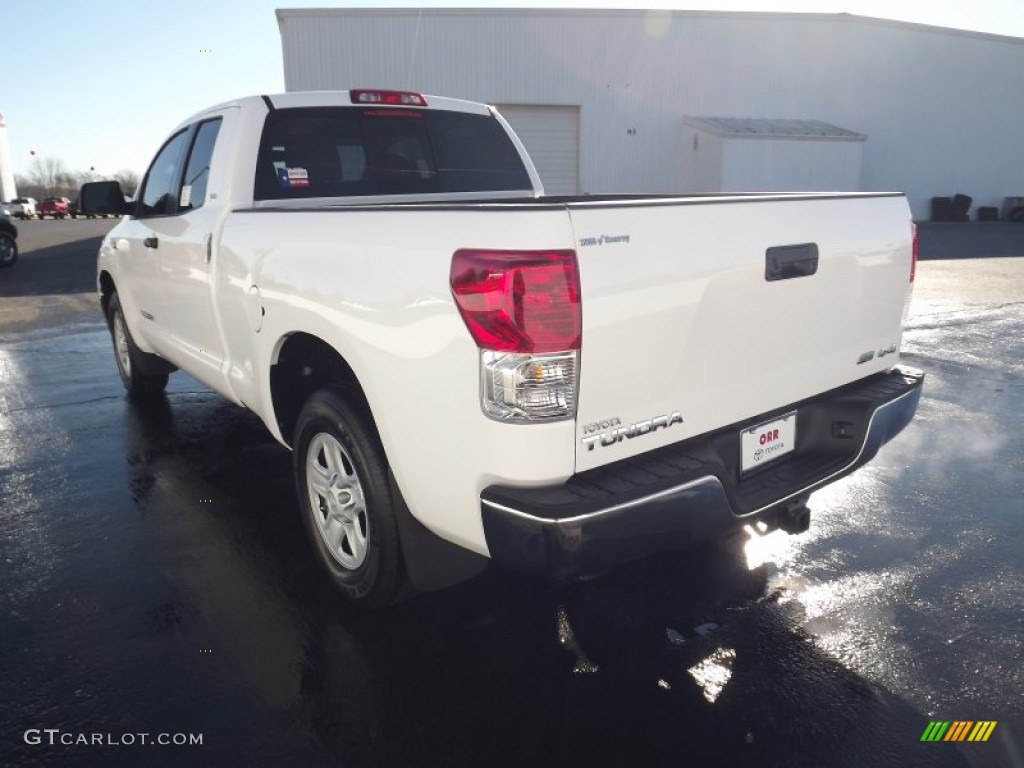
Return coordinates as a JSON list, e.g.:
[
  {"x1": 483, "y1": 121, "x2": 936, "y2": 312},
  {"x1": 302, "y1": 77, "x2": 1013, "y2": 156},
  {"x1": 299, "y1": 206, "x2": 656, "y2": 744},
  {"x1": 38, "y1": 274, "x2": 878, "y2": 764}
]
[{"x1": 921, "y1": 720, "x2": 997, "y2": 742}]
